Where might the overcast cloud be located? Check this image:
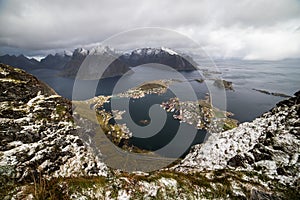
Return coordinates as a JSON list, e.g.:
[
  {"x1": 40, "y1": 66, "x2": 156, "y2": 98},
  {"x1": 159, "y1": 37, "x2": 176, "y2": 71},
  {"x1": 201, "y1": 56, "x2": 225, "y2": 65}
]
[{"x1": 0, "y1": 0, "x2": 300, "y2": 60}]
